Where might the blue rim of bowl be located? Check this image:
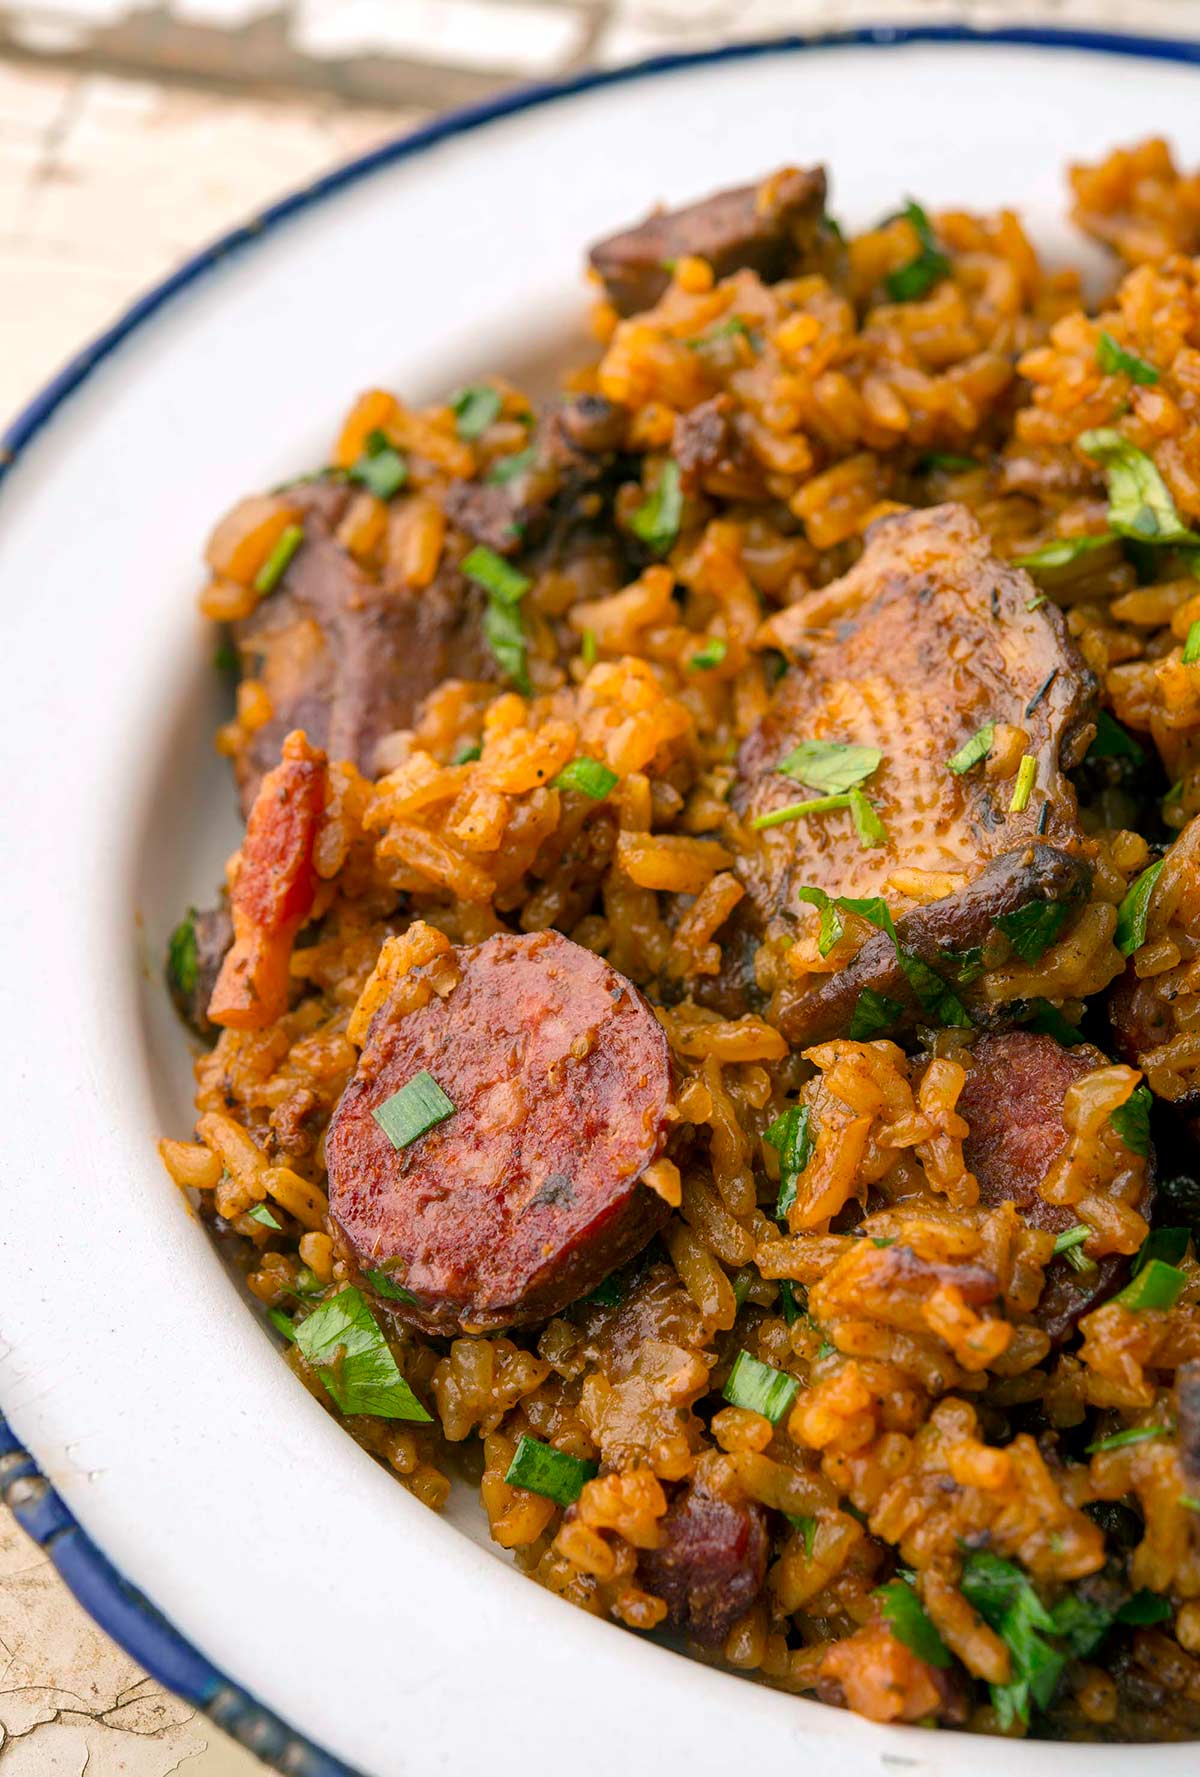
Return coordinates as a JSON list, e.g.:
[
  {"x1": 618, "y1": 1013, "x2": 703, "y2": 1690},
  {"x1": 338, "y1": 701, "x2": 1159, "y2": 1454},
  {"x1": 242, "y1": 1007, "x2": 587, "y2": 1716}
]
[{"x1": 1, "y1": 19, "x2": 1198, "y2": 1775}]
